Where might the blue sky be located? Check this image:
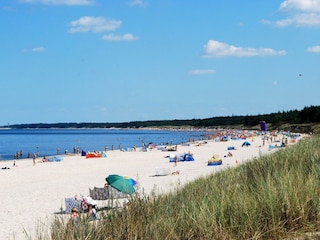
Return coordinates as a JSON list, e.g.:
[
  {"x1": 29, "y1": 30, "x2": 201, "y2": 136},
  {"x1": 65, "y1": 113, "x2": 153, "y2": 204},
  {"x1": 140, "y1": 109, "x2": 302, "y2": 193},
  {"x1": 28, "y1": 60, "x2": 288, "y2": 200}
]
[{"x1": 1, "y1": 0, "x2": 319, "y2": 126}]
